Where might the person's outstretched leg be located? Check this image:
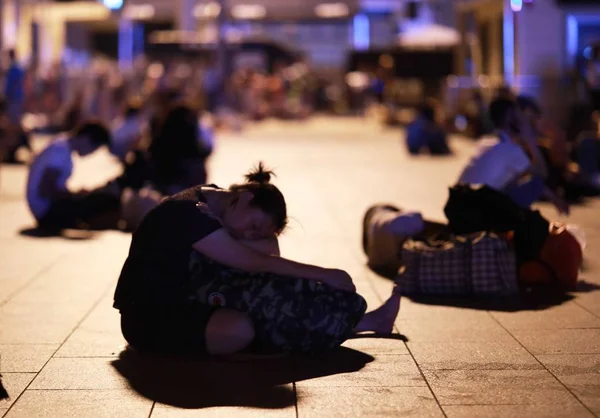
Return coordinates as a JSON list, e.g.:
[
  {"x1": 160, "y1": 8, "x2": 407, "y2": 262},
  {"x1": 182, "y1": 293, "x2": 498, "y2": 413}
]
[{"x1": 354, "y1": 287, "x2": 401, "y2": 334}]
